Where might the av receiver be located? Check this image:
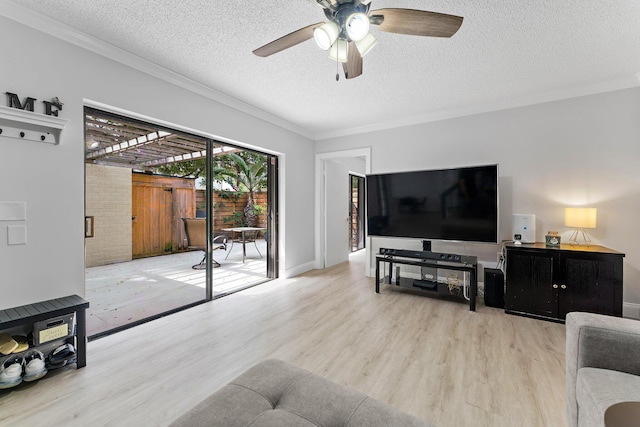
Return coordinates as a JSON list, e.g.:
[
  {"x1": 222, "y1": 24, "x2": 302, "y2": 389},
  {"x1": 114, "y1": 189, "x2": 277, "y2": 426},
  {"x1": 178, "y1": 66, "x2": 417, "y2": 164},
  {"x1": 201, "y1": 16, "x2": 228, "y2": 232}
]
[{"x1": 379, "y1": 248, "x2": 476, "y2": 265}]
